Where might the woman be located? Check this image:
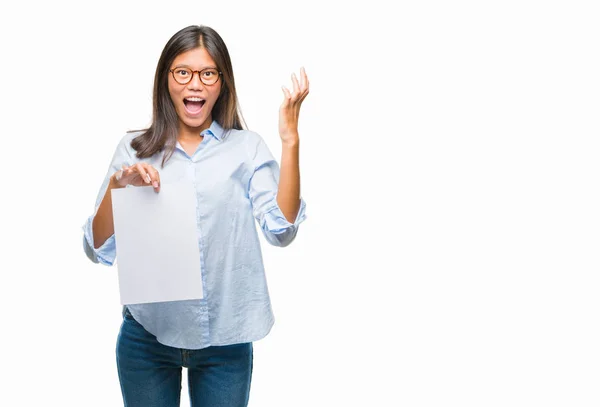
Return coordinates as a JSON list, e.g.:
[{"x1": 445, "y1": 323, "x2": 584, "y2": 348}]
[{"x1": 82, "y1": 25, "x2": 309, "y2": 407}]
